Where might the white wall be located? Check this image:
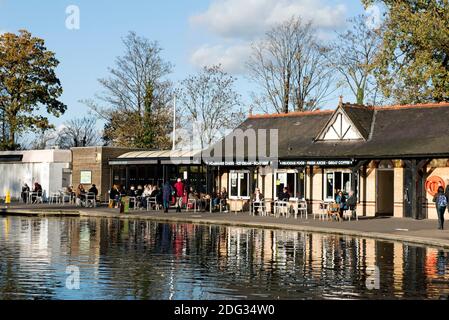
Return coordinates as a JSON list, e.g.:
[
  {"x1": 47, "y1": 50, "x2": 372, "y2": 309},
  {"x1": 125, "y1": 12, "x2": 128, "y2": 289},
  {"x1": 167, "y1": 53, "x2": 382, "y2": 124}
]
[{"x1": 0, "y1": 150, "x2": 72, "y2": 200}]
